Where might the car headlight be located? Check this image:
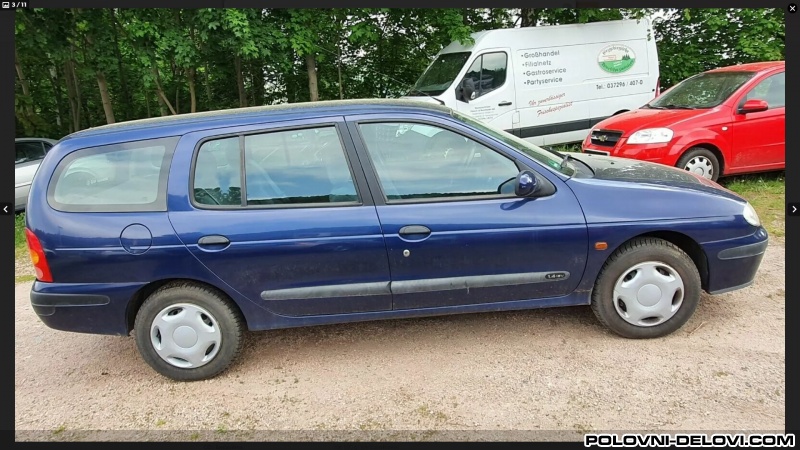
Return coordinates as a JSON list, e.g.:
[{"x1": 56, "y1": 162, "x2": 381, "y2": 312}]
[
  {"x1": 743, "y1": 202, "x2": 761, "y2": 227},
  {"x1": 627, "y1": 128, "x2": 674, "y2": 144}
]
